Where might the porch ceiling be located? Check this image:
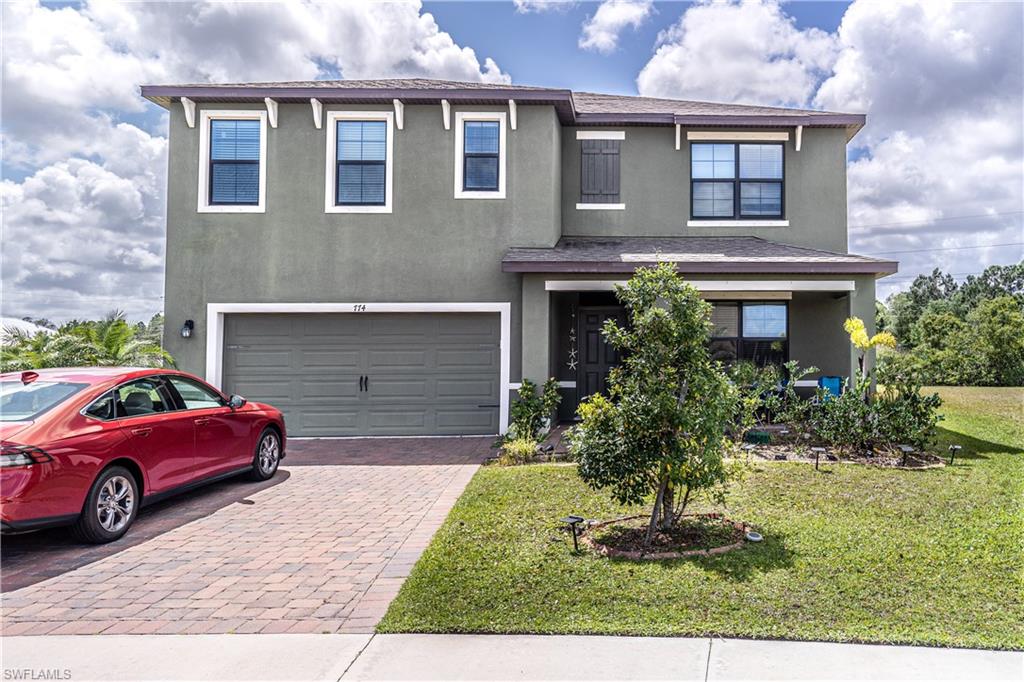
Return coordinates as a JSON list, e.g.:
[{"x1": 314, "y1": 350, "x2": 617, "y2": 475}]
[{"x1": 502, "y1": 236, "x2": 898, "y2": 276}]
